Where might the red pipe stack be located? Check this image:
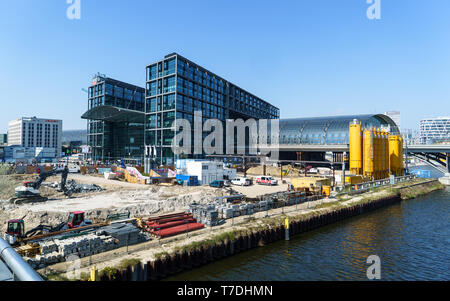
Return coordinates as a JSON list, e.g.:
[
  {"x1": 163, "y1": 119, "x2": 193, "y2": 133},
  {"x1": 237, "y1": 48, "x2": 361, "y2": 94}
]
[{"x1": 143, "y1": 212, "x2": 204, "y2": 238}]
